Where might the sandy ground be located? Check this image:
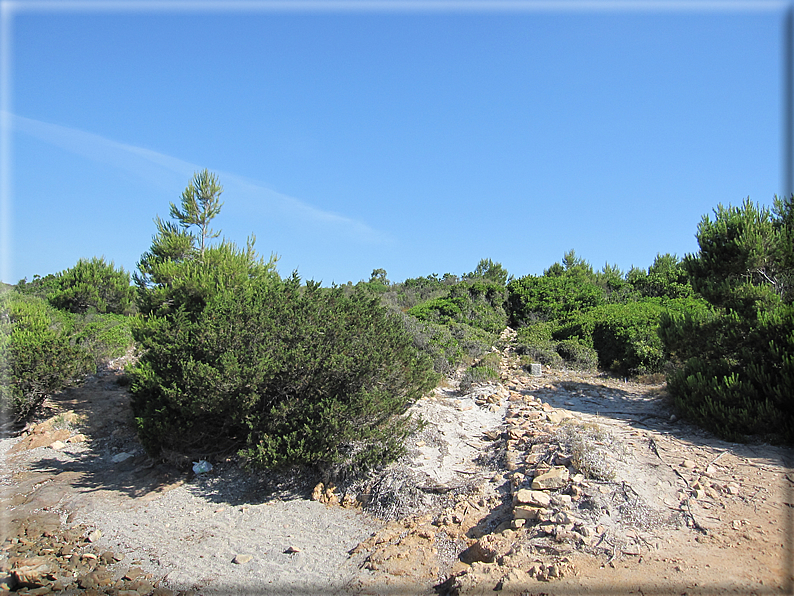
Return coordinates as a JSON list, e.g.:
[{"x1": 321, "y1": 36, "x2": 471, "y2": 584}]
[{"x1": 2, "y1": 342, "x2": 793, "y2": 595}]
